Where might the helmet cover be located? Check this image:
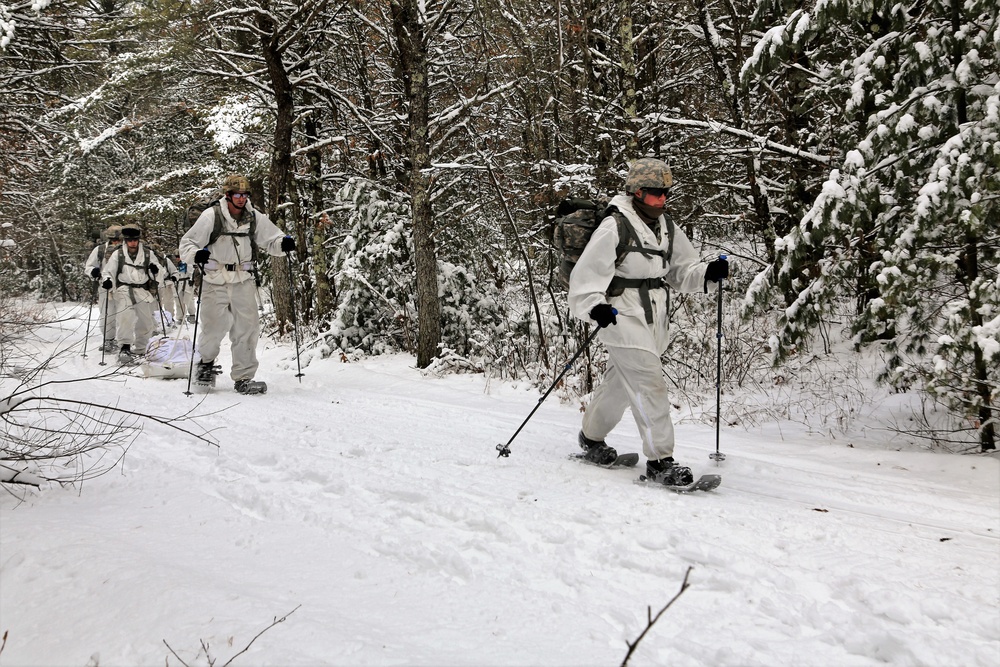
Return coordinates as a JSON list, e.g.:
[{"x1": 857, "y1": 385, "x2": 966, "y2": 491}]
[{"x1": 624, "y1": 158, "x2": 673, "y2": 193}]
